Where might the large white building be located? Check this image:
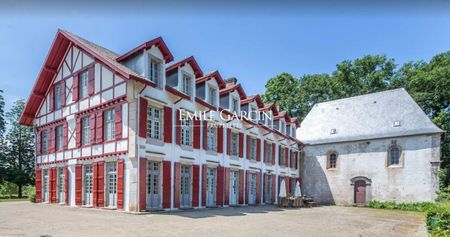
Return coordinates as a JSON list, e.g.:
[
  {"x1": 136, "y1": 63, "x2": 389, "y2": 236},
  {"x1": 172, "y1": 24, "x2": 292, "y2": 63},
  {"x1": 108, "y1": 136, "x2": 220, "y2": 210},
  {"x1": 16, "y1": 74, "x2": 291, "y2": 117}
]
[
  {"x1": 298, "y1": 89, "x2": 442, "y2": 205},
  {"x1": 19, "y1": 30, "x2": 302, "y2": 212}
]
